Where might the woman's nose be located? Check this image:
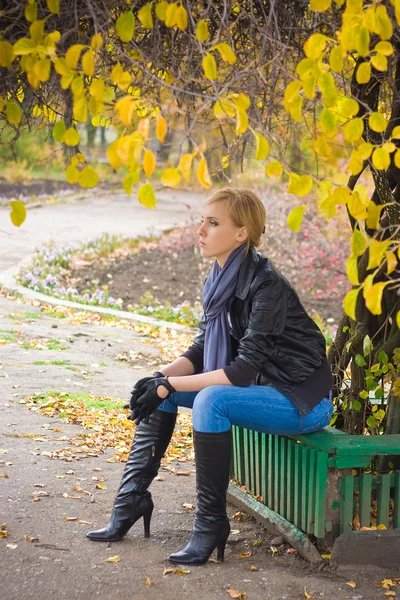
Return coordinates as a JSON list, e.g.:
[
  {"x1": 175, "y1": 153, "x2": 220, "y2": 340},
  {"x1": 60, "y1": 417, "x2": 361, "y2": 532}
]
[{"x1": 197, "y1": 223, "x2": 205, "y2": 235}]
